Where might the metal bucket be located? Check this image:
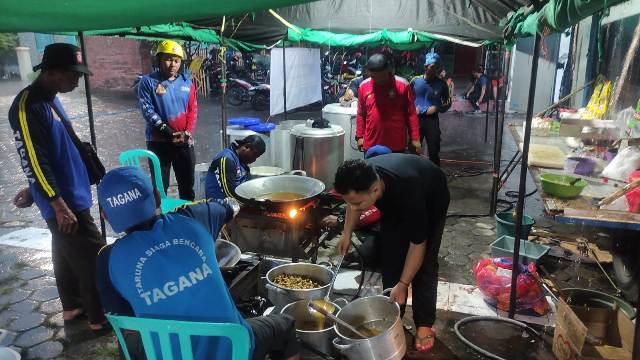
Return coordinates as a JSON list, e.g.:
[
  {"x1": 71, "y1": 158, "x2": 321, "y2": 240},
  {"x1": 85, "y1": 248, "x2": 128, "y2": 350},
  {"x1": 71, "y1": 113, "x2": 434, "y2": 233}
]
[
  {"x1": 281, "y1": 299, "x2": 347, "y2": 359},
  {"x1": 332, "y1": 295, "x2": 406, "y2": 360},
  {"x1": 265, "y1": 263, "x2": 334, "y2": 310}
]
